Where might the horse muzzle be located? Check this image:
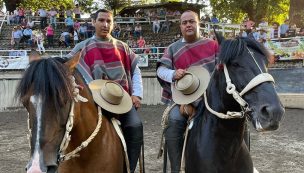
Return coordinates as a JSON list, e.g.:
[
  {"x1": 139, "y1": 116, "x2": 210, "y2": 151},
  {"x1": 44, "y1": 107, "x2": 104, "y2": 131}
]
[{"x1": 250, "y1": 104, "x2": 285, "y2": 131}]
